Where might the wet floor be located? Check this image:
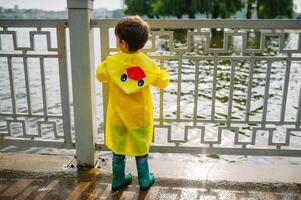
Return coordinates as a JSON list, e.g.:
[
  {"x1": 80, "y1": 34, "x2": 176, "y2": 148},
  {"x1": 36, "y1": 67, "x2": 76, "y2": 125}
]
[{"x1": 0, "y1": 170, "x2": 300, "y2": 200}]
